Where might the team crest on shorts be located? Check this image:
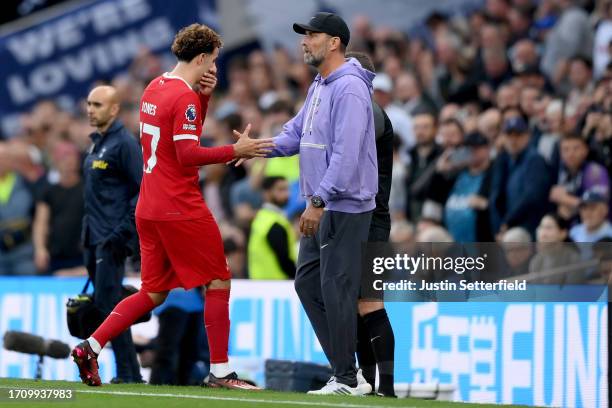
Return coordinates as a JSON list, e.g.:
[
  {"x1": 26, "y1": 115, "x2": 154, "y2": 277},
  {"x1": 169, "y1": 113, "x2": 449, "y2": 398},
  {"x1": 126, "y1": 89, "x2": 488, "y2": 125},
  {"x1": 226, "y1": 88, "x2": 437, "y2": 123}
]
[{"x1": 185, "y1": 104, "x2": 197, "y2": 122}]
